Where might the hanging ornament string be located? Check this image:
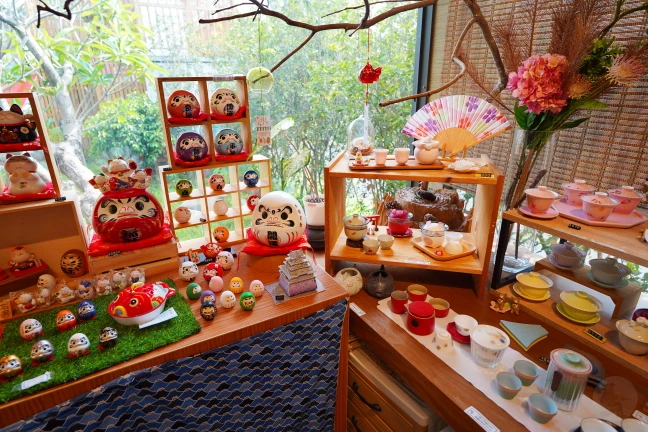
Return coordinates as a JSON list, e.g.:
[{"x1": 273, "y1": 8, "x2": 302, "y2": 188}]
[
  {"x1": 258, "y1": 13, "x2": 264, "y2": 116},
  {"x1": 366, "y1": 28, "x2": 370, "y2": 106},
  {"x1": 358, "y1": 29, "x2": 381, "y2": 155}
]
